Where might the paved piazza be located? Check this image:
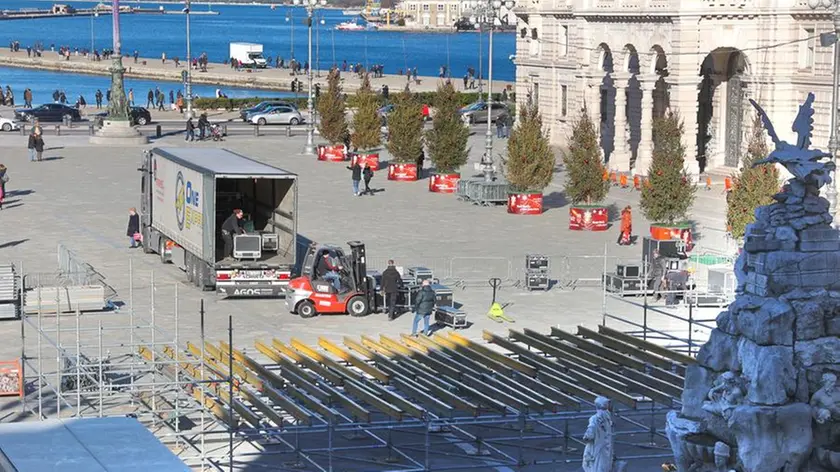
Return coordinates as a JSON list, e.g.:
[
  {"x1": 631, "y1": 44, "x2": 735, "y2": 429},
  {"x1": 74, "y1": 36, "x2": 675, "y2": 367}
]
[{"x1": 0, "y1": 119, "x2": 730, "y2": 361}]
